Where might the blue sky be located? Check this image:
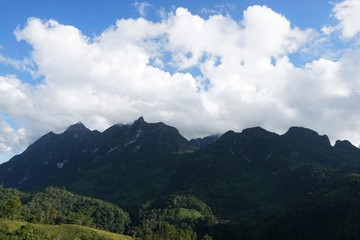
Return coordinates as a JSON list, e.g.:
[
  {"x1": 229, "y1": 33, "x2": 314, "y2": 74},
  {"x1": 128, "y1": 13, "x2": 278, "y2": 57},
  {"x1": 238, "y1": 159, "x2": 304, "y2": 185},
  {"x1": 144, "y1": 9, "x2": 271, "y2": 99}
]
[
  {"x1": 1, "y1": 0, "x2": 360, "y2": 163},
  {"x1": 0, "y1": 0, "x2": 339, "y2": 80},
  {"x1": 0, "y1": 0, "x2": 334, "y2": 58}
]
